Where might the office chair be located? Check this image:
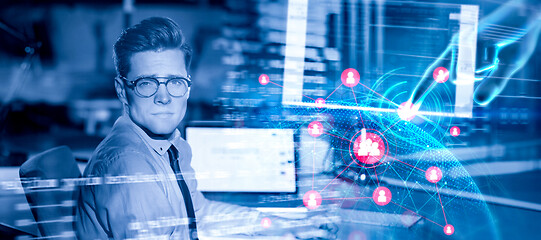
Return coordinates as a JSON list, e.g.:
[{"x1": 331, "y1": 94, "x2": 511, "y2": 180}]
[{"x1": 19, "y1": 145, "x2": 81, "y2": 239}]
